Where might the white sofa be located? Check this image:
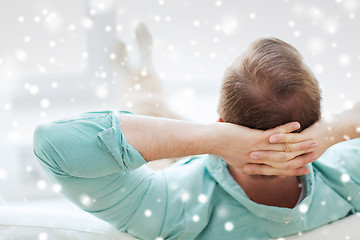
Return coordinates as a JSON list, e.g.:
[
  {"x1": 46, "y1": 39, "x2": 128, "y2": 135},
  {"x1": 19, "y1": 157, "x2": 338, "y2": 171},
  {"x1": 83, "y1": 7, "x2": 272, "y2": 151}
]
[
  {"x1": 1, "y1": 199, "x2": 359, "y2": 240},
  {"x1": 0, "y1": 199, "x2": 138, "y2": 240}
]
